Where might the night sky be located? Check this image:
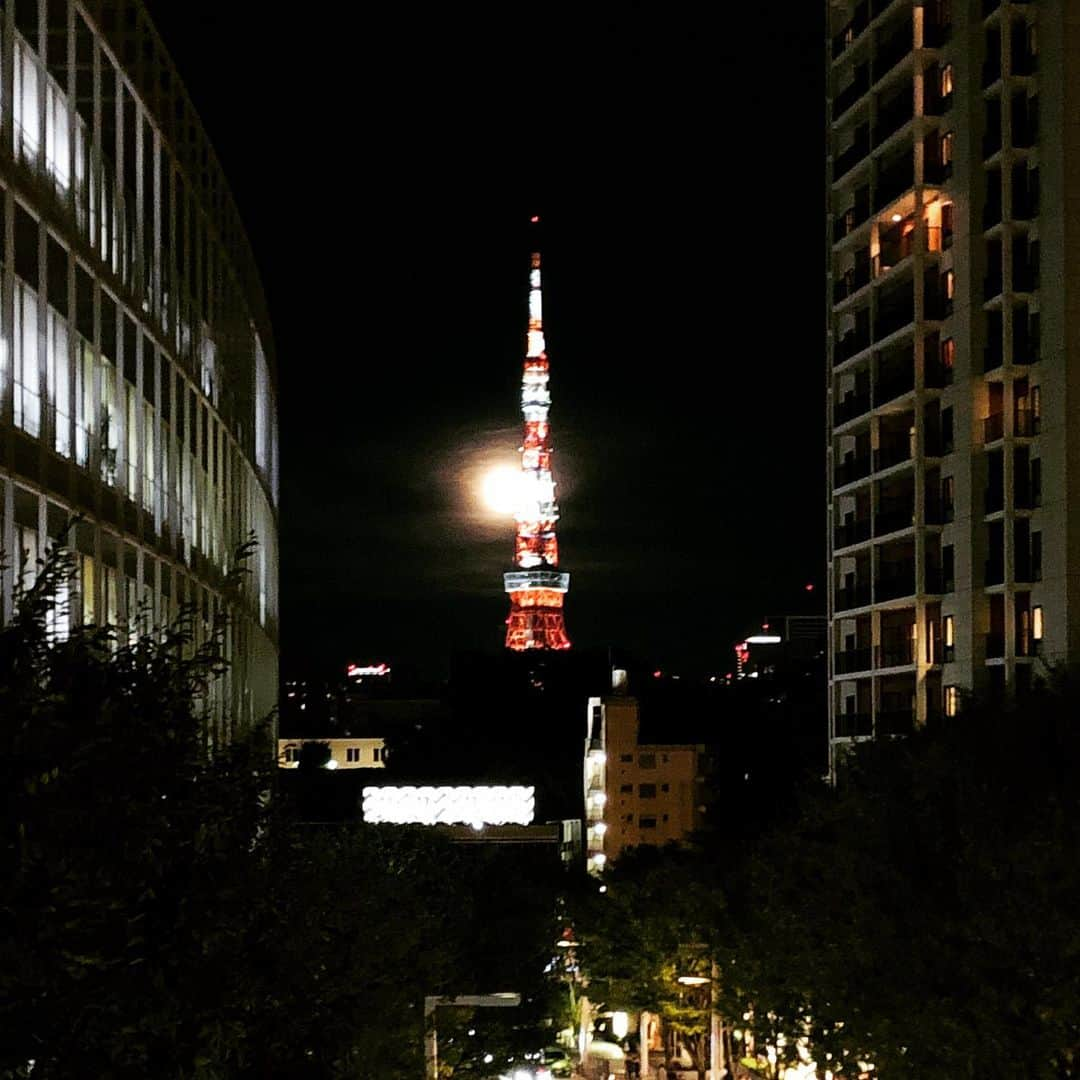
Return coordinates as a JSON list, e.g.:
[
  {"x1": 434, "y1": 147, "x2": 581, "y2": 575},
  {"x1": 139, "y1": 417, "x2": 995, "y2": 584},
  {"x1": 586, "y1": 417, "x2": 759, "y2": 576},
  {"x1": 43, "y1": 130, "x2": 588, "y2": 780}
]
[{"x1": 144, "y1": 5, "x2": 825, "y2": 680}]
